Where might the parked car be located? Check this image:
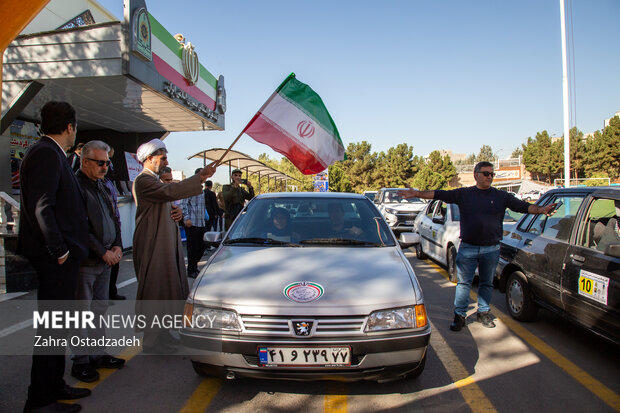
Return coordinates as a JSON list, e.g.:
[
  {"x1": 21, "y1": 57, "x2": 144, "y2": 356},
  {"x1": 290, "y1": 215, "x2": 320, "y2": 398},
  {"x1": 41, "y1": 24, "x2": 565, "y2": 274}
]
[
  {"x1": 374, "y1": 188, "x2": 427, "y2": 234},
  {"x1": 182, "y1": 192, "x2": 431, "y2": 382},
  {"x1": 408, "y1": 201, "x2": 523, "y2": 282},
  {"x1": 496, "y1": 187, "x2": 620, "y2": 345},
  {"x1": 362, "y1": 190, "x2": 377, "y2": 201}
]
